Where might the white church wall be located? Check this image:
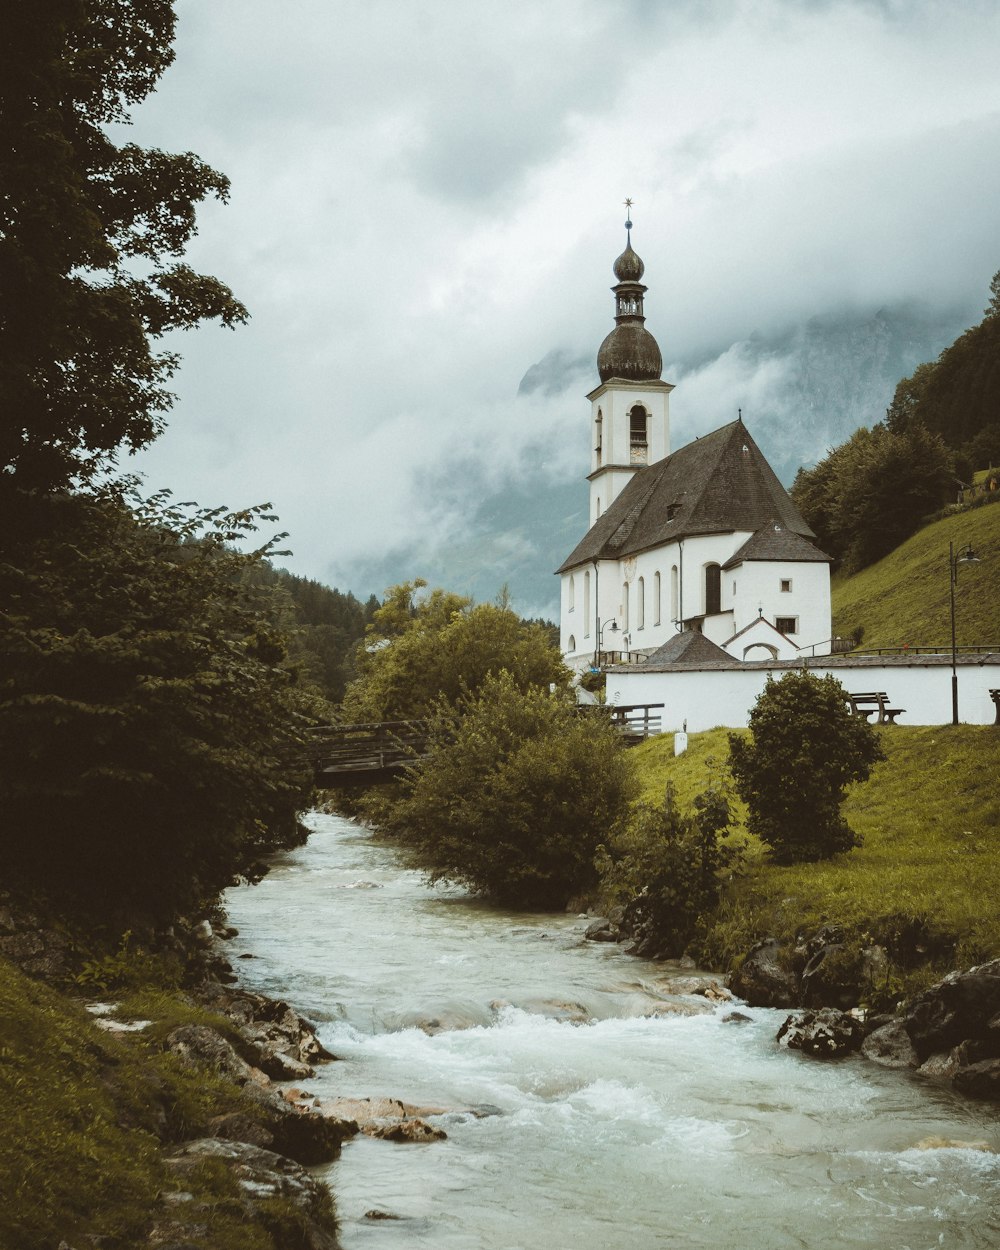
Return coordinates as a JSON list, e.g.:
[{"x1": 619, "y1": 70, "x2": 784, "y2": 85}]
[
  {"x1": 730, "y1": 560, "x2": 831, "y2": 652},
  {"x1": 607, "y1": 661, "x2": 1000, "y2": 731}
]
